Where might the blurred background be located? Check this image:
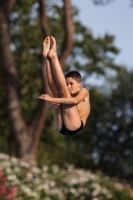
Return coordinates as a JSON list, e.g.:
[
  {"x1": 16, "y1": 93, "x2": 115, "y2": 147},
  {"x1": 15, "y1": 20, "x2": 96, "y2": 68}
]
[{"x1": 0, "y1": 0, "x2": 133, "y2": 199}]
